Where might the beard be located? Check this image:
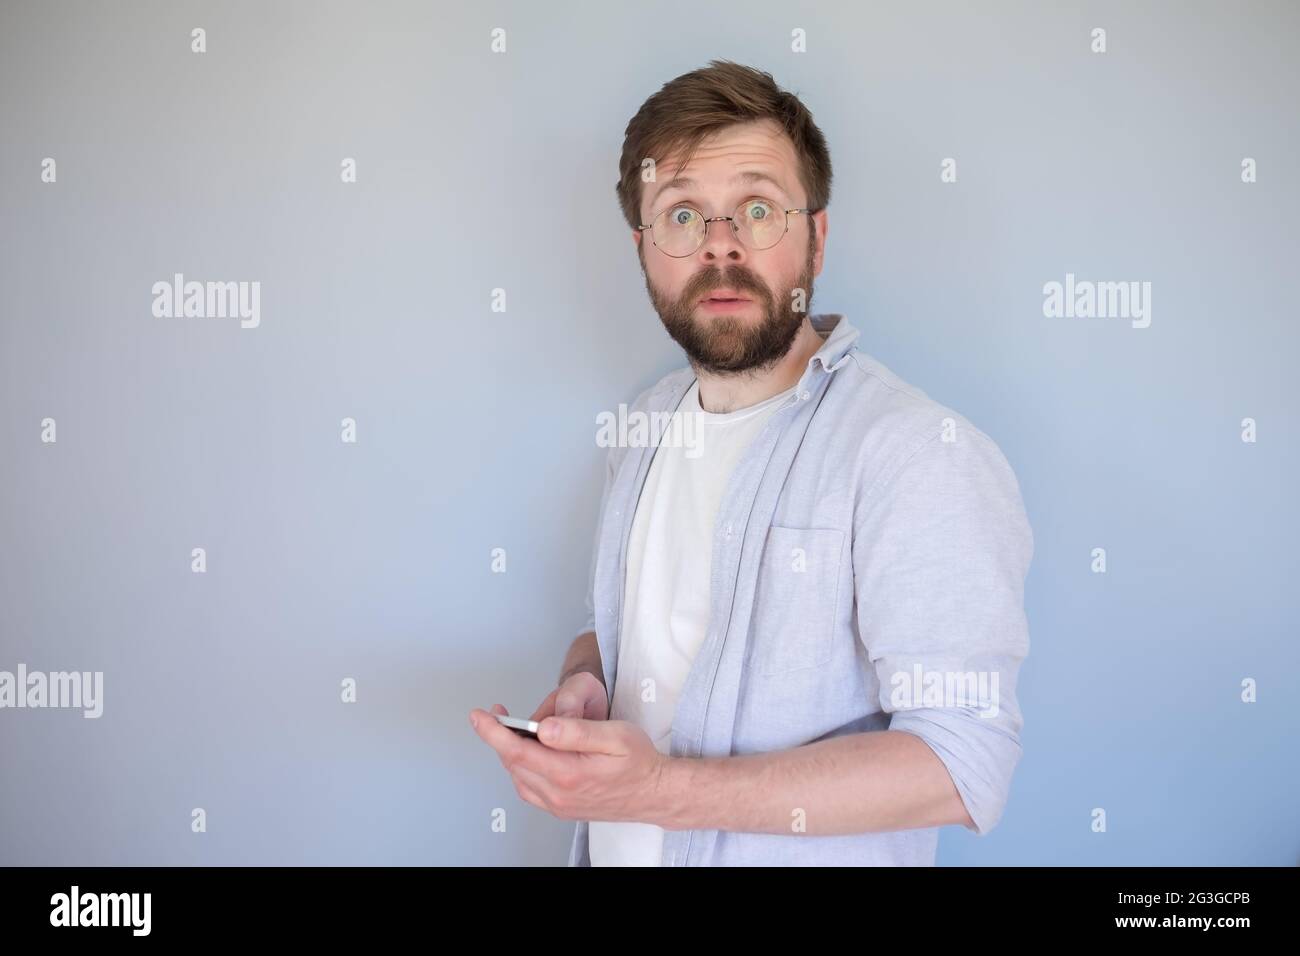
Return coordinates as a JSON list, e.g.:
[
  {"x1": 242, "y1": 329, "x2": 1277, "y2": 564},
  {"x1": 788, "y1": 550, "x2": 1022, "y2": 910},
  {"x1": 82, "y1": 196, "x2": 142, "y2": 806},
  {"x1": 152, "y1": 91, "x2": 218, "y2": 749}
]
[{"x1": 641, "y1": 229, "x2": 816, "y2": 376}]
